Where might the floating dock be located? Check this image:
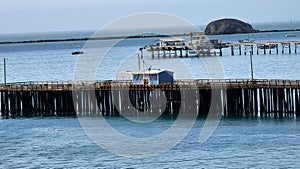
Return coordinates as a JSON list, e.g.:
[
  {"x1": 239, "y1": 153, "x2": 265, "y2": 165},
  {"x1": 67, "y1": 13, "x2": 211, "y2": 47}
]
[{"x1": 1, "y1": 79, "x2": 300, "y2": 119}]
